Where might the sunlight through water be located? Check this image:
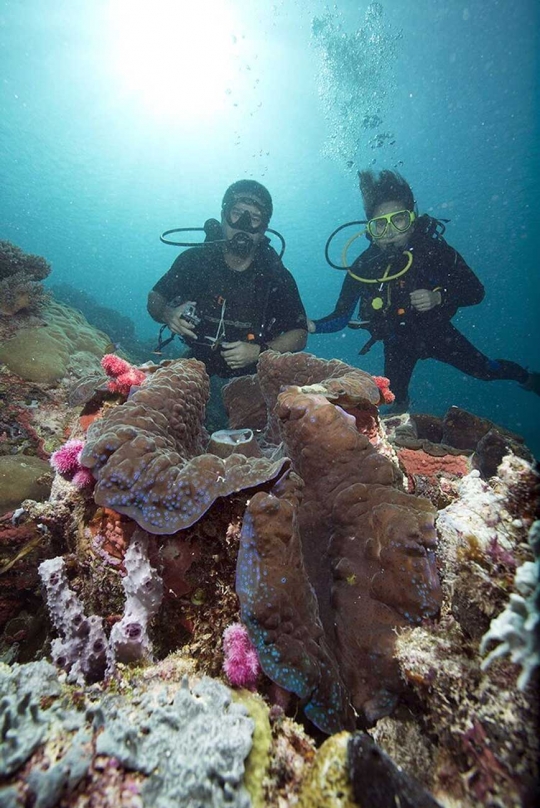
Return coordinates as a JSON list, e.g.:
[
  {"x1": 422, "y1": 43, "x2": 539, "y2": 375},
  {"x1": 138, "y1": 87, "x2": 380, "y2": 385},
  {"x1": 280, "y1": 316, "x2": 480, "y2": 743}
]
[{"x1": 106, "y1": 0, "x2": 241, "y2": 118}]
